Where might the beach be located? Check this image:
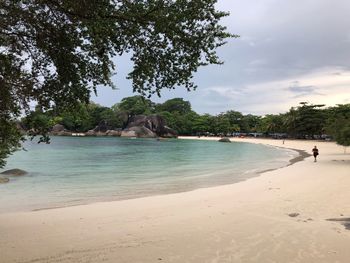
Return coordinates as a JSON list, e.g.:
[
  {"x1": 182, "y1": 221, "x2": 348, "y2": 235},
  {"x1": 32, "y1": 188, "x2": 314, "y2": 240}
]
[{"x1": 0, "y1": 137, "x2": 349, "y2": 263}]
